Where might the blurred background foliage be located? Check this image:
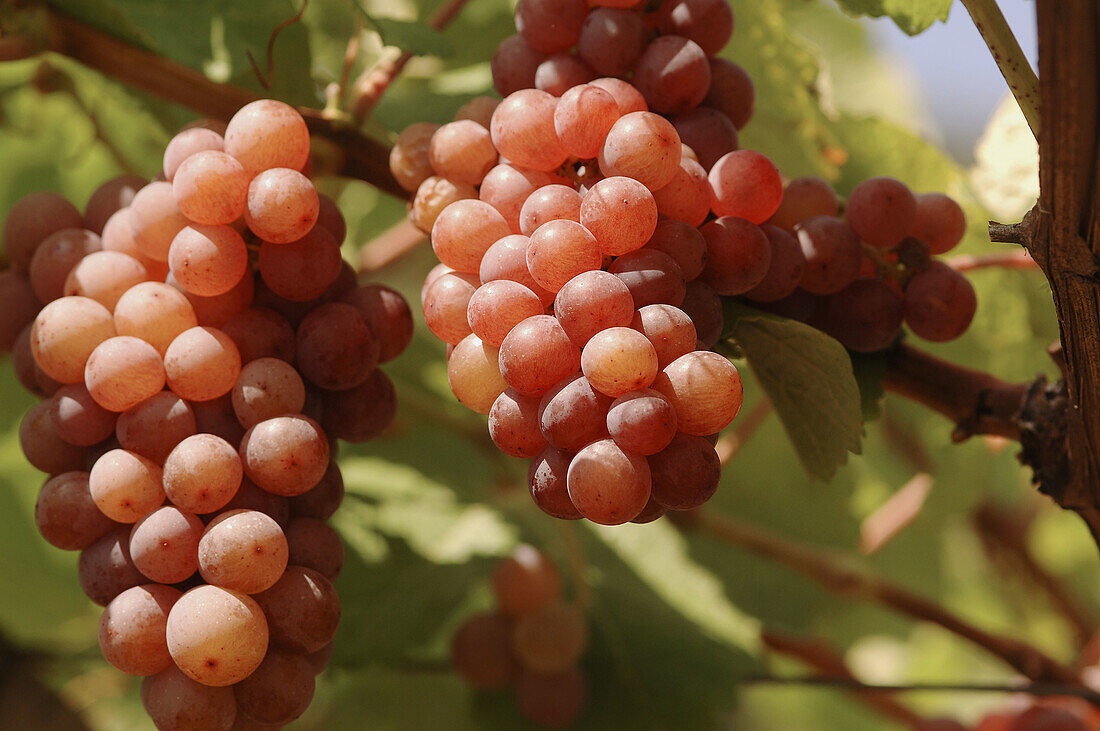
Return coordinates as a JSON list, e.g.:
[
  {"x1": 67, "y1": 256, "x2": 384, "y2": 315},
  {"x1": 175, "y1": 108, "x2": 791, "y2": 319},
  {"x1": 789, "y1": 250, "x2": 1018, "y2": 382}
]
[{"x1": 0, "y1": 0, "x2": 1093, "y2": 729}]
